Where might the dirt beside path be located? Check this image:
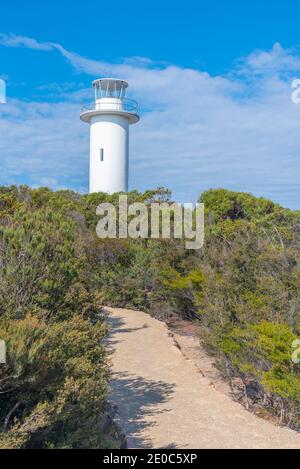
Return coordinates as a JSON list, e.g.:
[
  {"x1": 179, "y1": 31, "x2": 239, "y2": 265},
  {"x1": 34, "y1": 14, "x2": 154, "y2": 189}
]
[{"x1": 106, "y1": 307, "x2": 300, "y2": 449}]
